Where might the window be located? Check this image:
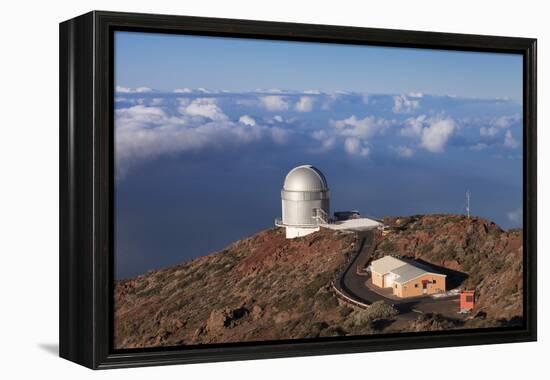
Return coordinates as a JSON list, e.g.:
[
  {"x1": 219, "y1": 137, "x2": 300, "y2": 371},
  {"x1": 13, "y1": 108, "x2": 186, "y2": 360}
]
[
  {"x1": 466, "y1": 295, "x2": 474, "y2": 302},
  {"x1": 414, "y1": 284, "x2": 418, "y2": 288}
]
